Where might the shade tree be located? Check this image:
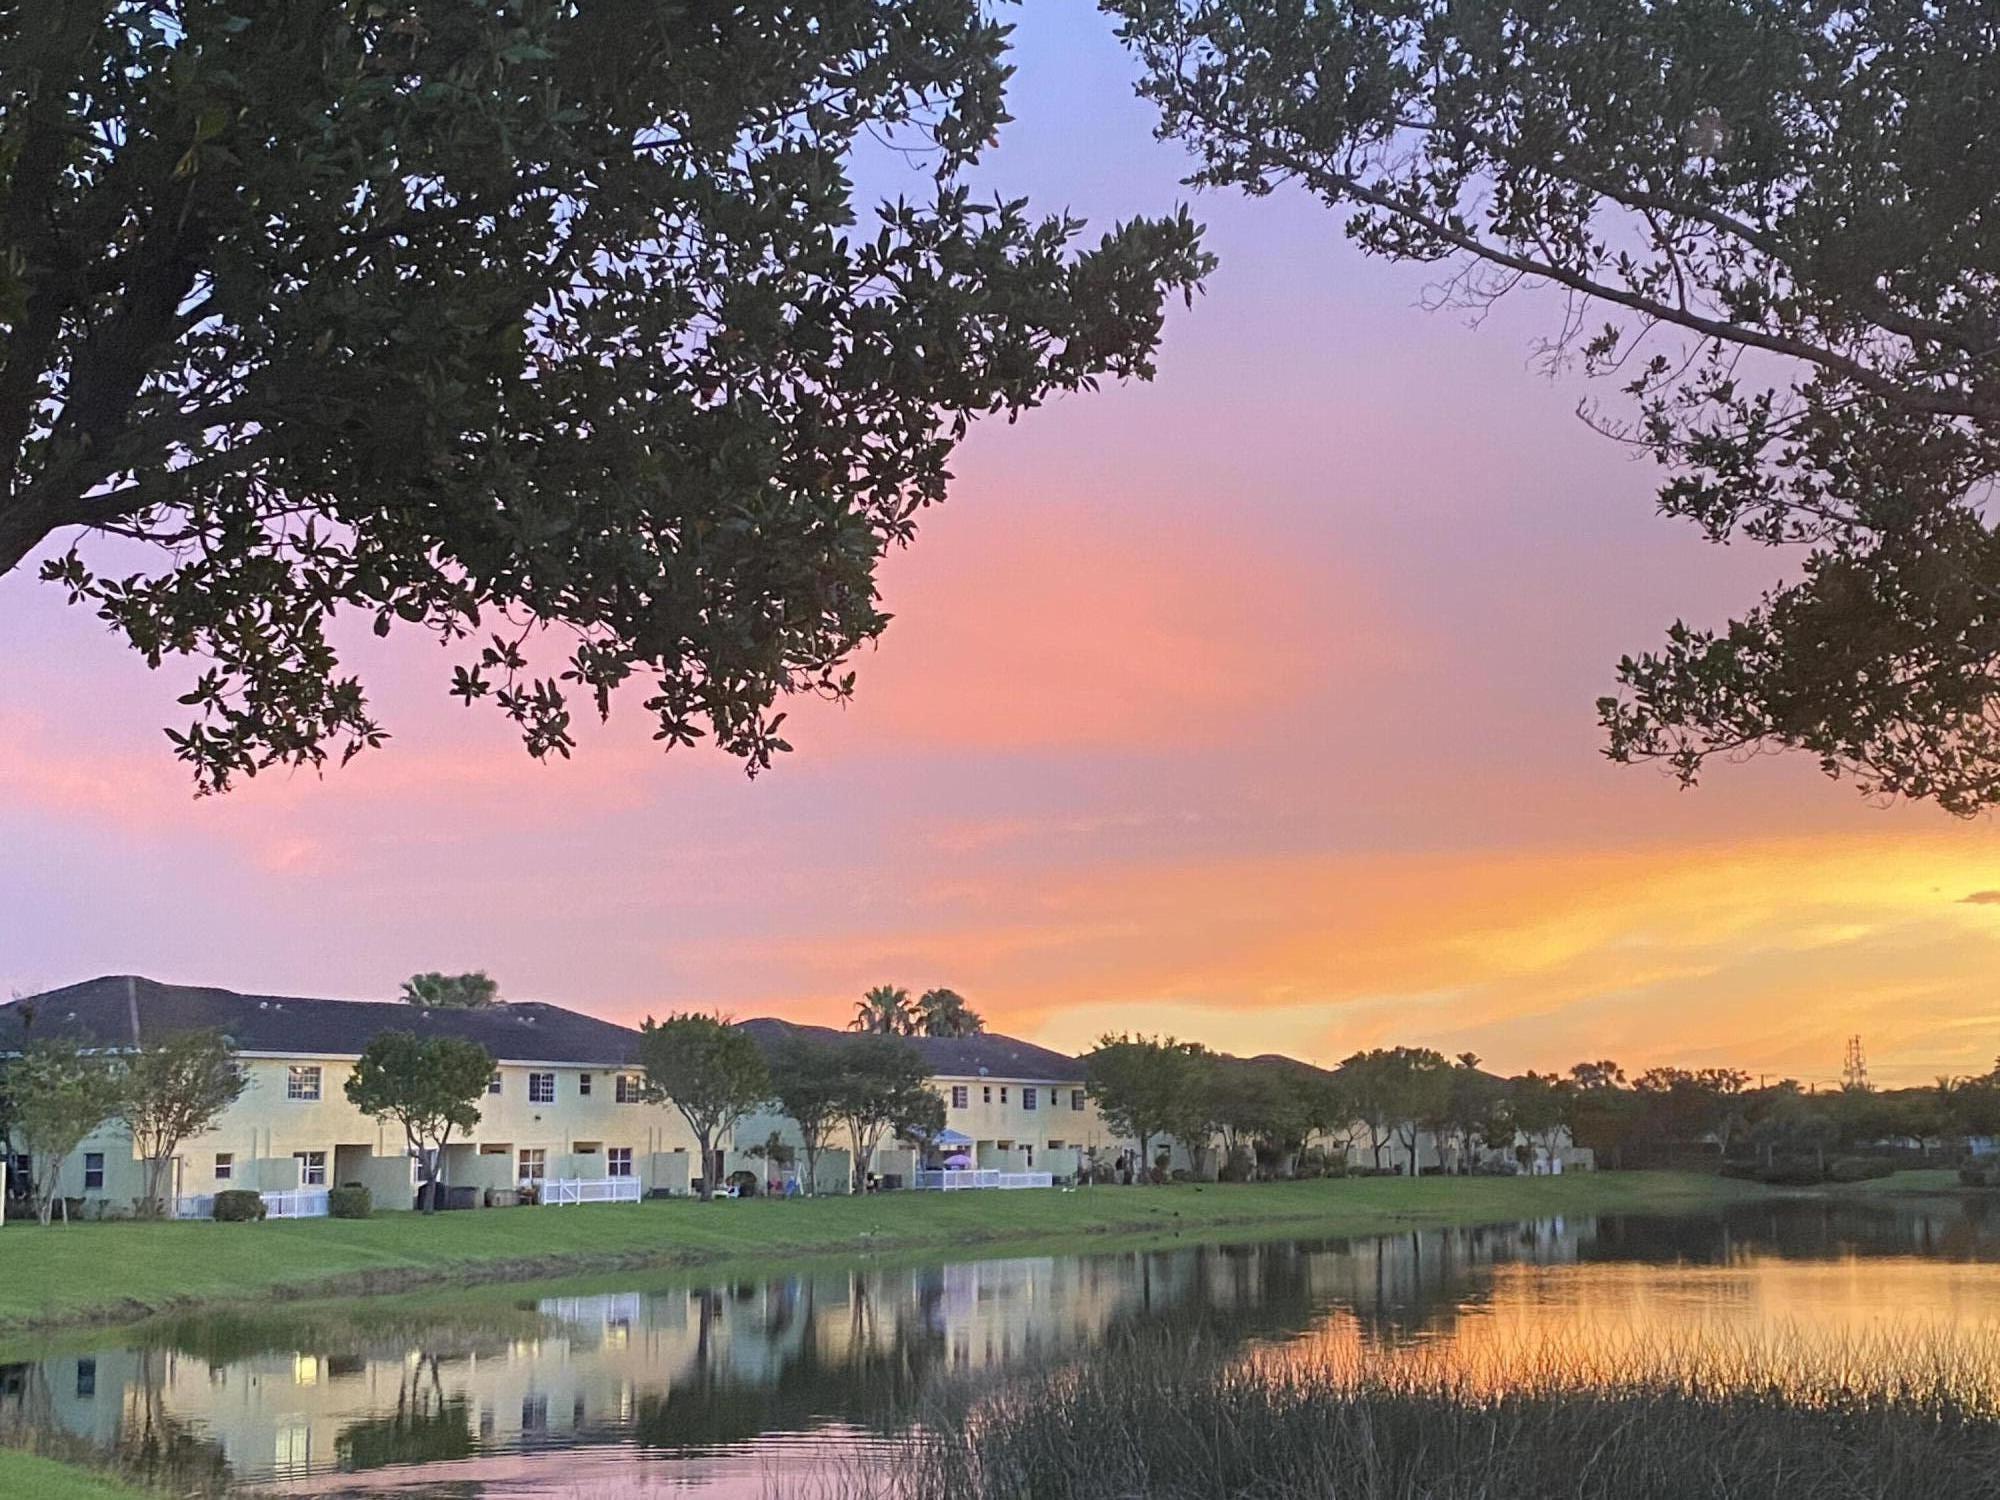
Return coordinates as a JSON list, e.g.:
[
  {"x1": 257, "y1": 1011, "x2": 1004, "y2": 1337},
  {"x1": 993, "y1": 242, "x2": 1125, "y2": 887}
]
[
  {"x1": 345, "y1": 1032, "x2": 496, "y2": 1212},
  {"x1": 637, "y1": 1014, "x2": 772, "y2": 1201},
  {"x1": 0, "y1": 3, "x2": 1209, "y2": 795},
  {"x1": 123, "y1": 1029, "x2": 249, "y2": 1217},
  {"x1": 8, "y1": 1037, "x2": 125, "y2": 1225},
  {"x1": 1508, "y1": 1072, "x2": 1574, "y2": 1170},
  {"x1": 1086, "y1": 1034, "x2": 1211, "y2": 1181},
  {"x1": 831, "y1": 1034, "x2": 943, "y2": 1192},
  {"x1": 766, "y1": 1035, "x2": 850, "y2": 1196},
  {"x1": 1106, "y1": 0, "x2": 2000, "y2": 814}
]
